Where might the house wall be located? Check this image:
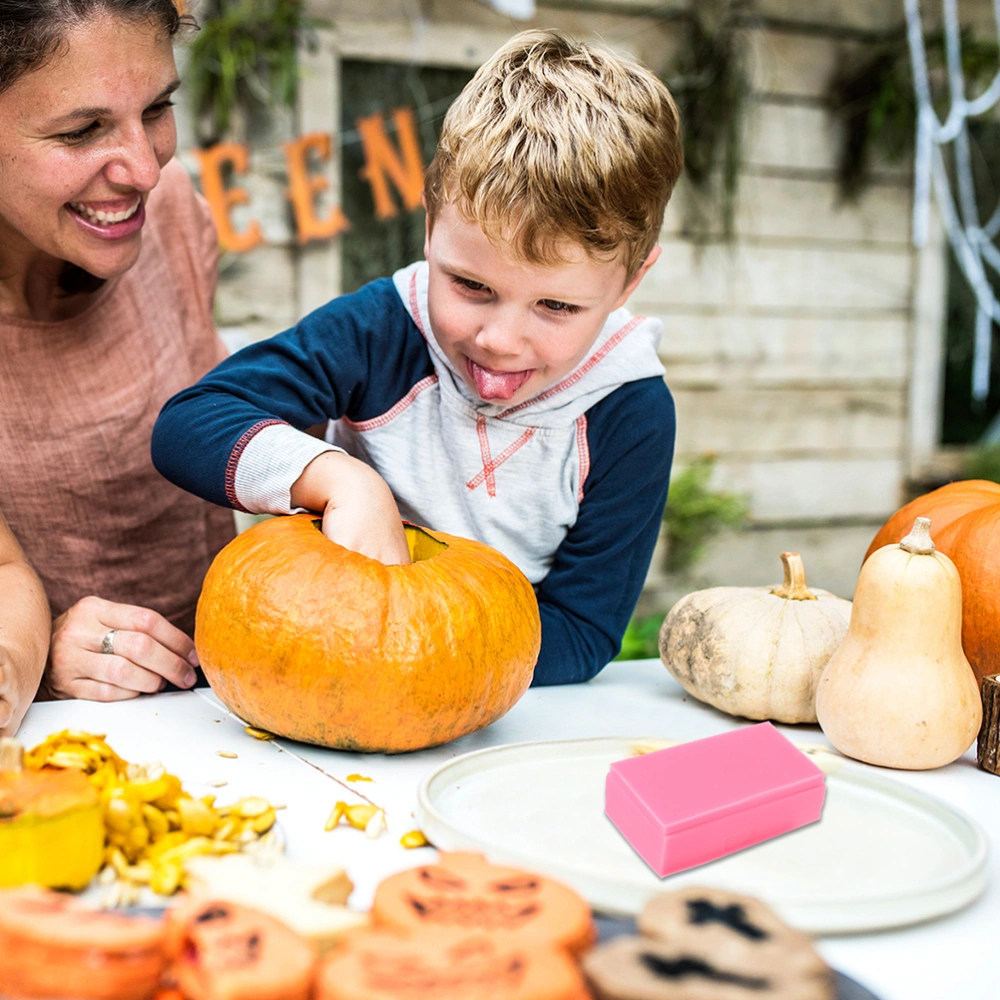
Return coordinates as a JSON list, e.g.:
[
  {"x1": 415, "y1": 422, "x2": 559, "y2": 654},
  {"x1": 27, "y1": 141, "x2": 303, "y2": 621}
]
[{"x1": 176, "y1": 0, "x2": 995, "y2": 604}]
